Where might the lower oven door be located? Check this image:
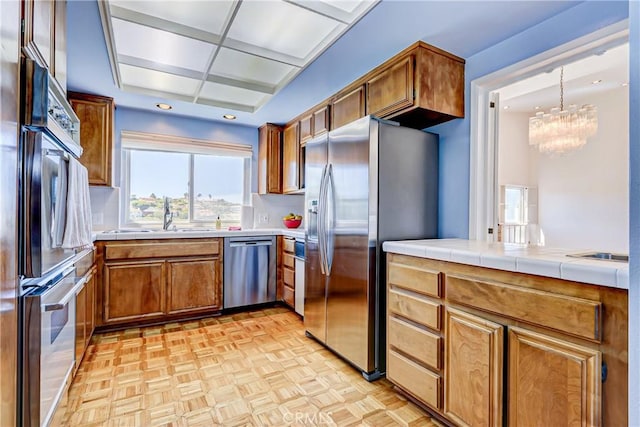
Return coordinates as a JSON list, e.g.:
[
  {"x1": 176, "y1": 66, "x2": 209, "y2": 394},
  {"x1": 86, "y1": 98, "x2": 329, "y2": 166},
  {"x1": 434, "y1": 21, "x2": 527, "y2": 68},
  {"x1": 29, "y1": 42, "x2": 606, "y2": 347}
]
[{"x1": 22, "y1": 265, "x2": 79, "y2": 426}]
